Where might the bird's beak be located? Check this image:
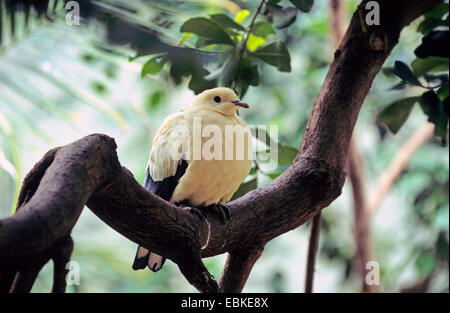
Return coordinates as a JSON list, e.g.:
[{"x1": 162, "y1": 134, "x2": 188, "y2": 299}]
[{"x1": 232, "y1": 100, "x2": 249, "y2": 109}]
